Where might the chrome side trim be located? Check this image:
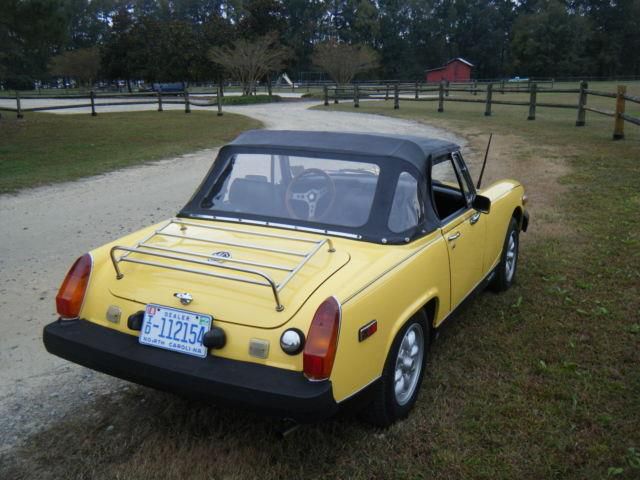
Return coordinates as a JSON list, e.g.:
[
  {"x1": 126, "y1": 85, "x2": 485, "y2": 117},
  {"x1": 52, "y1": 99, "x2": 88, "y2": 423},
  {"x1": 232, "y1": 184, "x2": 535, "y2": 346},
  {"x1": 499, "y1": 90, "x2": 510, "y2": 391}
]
[{"x1": 342, "y1": 236, "x2": 441, "y2": 305}]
